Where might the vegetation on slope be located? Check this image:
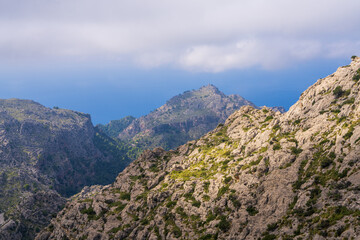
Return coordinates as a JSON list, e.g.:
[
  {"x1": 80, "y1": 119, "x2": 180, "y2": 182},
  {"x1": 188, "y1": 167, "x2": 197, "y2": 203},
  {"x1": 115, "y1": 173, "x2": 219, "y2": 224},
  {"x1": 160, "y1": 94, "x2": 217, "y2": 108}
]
[{"x1": 37, "y1": 57, "x2": 360, "y2": 240}]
